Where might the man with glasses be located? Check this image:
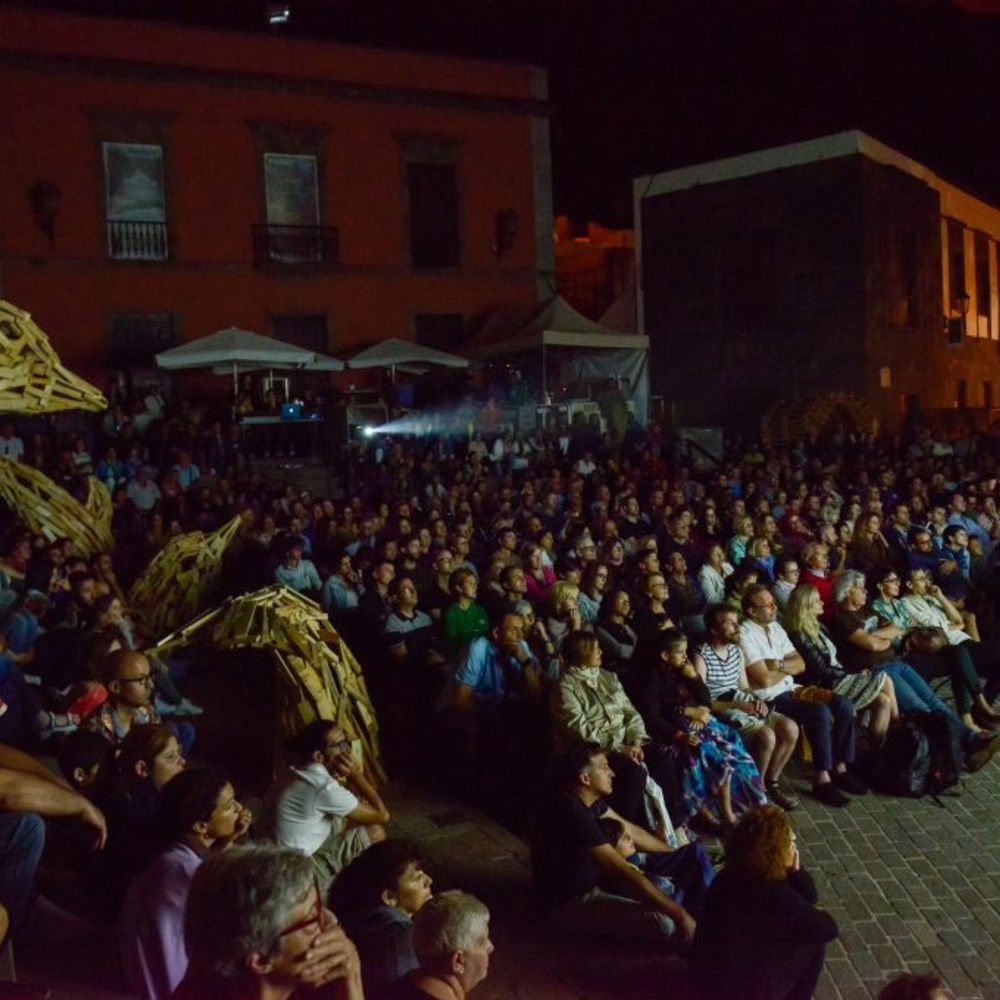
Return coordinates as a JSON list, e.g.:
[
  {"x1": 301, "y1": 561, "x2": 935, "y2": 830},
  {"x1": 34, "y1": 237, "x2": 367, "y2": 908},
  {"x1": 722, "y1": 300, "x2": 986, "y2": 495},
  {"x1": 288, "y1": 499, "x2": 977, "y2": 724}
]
[
  {"x1": 174, "y1": 843, "x2": 362, "y2": 1000},
  {"x1": 740, "y1": 585, "x2": 863, "y2": 808},
  {"x1": 87, "y1": 650, "x2": 162, "y2": 745},
  {"x1": 263, "y1": 720, "x2": 389, "y2": 894}
]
